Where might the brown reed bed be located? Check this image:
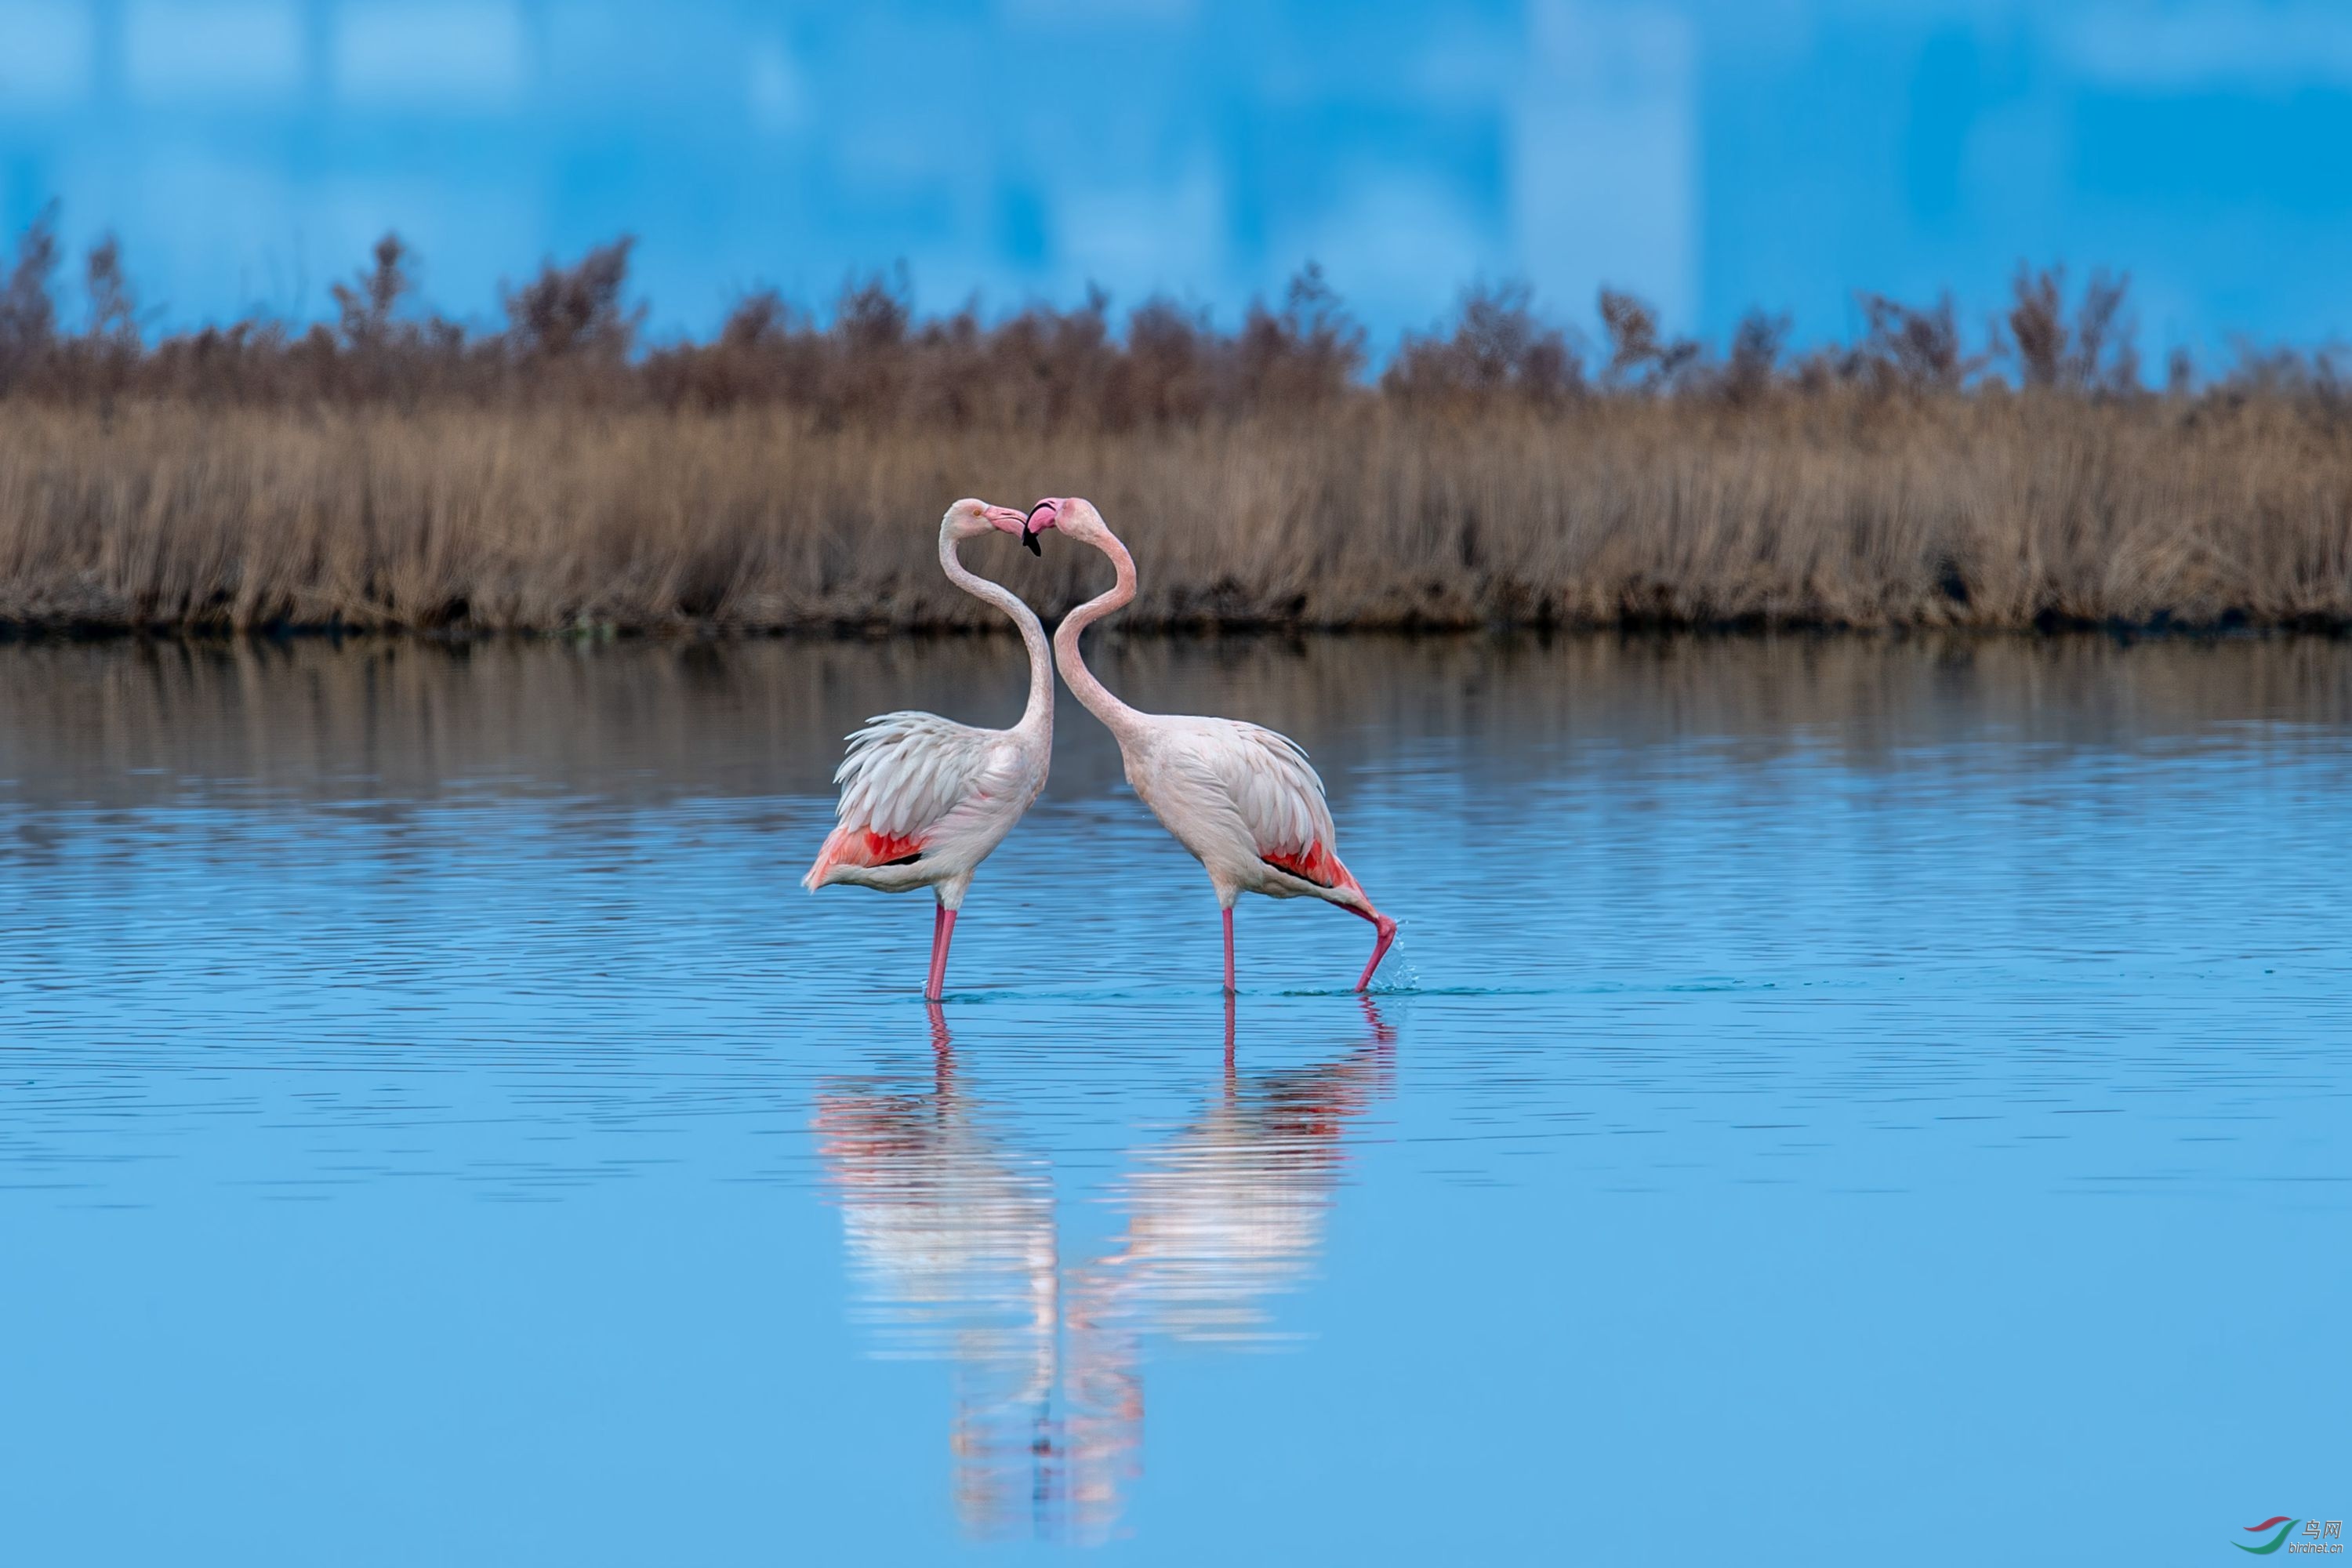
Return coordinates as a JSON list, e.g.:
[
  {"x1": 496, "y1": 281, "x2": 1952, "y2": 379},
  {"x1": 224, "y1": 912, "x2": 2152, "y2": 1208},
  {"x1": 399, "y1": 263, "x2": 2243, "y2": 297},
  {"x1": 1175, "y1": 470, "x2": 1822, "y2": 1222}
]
[{"x1": 0, "y1": 215, "x2": 2347, "y2": 635}]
